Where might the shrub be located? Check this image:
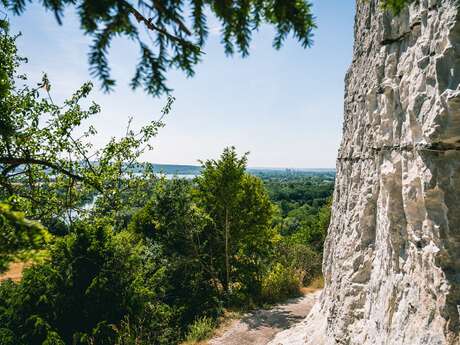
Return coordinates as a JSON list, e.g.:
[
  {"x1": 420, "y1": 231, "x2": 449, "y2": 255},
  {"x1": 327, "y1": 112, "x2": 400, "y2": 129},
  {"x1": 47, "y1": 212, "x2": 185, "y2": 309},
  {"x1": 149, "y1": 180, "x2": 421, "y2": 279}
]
[
  {"x1": 114, "y1": 303, "x2": 178, "y2": 345},
  {"x1": 307, "y1": 276, "x2": 324, "y2": 290},
  {"x1": 185, "y1": 316, "x2": 215, "y2": 342},
  {"x1": 0, "y1": 224, "x2": 177, "y2": 344},
  {"x1": 275, "y1": 242, "x2": 322, "y2": 286},
  {"x1": 260, "y1": 263, "x2": 300, "y2": 303},
  {"x1": 129, "y1": 179, "x2": 222, "y2": 330}
]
